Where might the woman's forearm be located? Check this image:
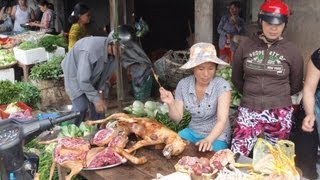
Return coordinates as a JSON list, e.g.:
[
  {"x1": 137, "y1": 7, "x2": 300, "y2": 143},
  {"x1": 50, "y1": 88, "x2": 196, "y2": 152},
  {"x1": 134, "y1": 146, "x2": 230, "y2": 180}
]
[
  {"x1": 206, "y1": 120, "x2": 227, "y2": 142},
  {"x1": 303, "y1": 89, "x2": 316, "y2": 116},
  {"x1": 167, "y1": 101, "x2": 183, "y2": 123}
]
